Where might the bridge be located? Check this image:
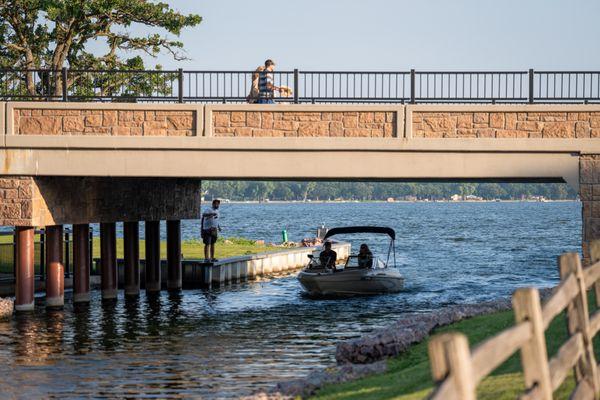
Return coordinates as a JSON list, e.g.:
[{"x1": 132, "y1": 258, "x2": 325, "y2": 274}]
[{"x1": 2, "y1": 69, "x2": 600, "y2": 312}]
